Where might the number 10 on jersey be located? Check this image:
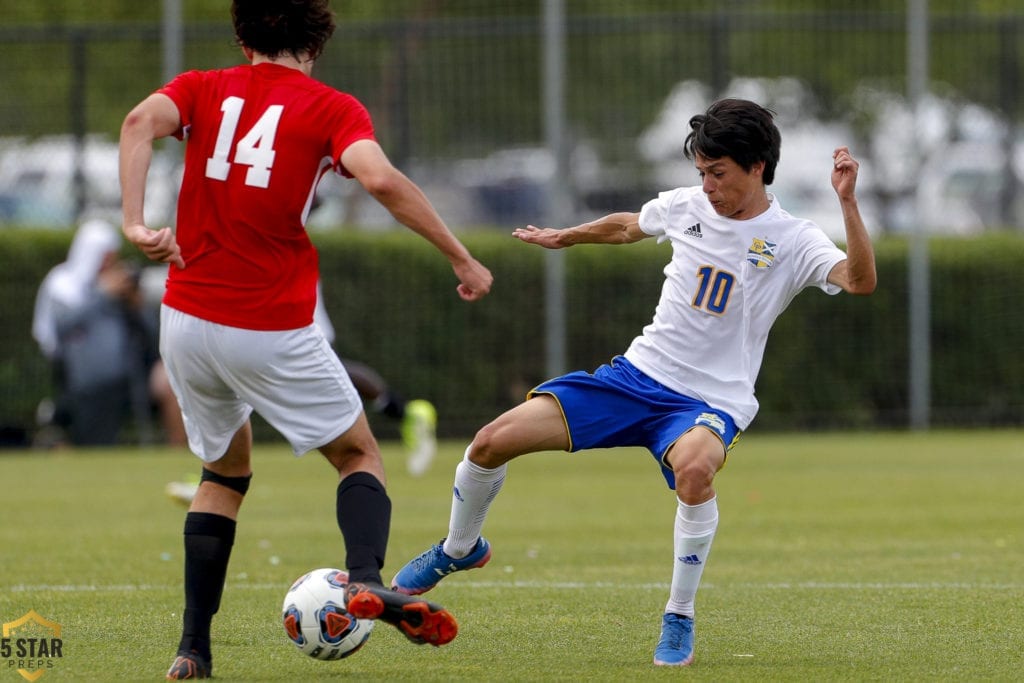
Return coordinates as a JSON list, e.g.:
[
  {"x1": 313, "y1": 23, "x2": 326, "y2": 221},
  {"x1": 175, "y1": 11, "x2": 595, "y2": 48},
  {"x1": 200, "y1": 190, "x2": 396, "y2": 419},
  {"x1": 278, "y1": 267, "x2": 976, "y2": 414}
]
[{"x1": 691, "y1": 265, "x2": 734, "y2": 315}]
